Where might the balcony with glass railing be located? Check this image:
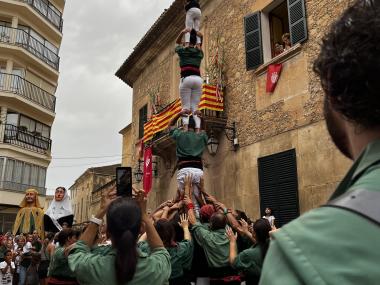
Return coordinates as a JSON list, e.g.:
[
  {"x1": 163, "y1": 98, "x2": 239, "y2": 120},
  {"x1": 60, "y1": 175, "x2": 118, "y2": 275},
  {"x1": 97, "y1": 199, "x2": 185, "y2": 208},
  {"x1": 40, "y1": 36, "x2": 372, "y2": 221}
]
[
  {"x1": 0, "y1": 73, "x2": 56, "y2": 112},
  {"x1": 0, "y1": 25, "x2": 60, "y2": 70},
  {"x1": 3, "y1": 124, "x2": 52, "y2": 154},
  {"x1": 17, "y1": 0, "x2": 63, "y2": 32}
]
